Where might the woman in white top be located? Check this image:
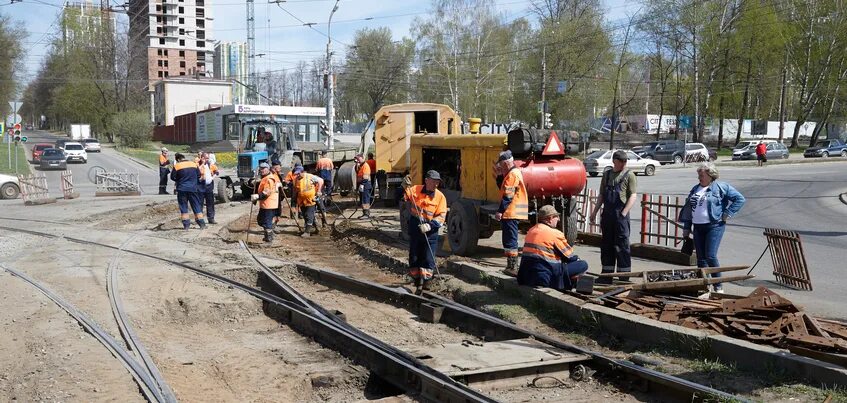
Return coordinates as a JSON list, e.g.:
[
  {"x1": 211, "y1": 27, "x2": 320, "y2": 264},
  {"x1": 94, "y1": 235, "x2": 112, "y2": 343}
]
[{"x1": 678, "y1": 163, "x2": 746, "y2": 292}]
